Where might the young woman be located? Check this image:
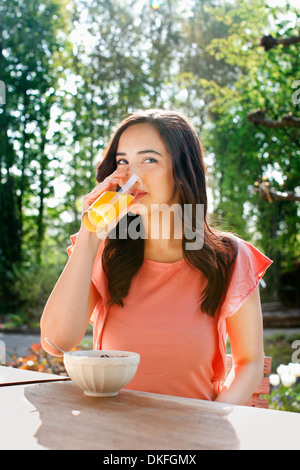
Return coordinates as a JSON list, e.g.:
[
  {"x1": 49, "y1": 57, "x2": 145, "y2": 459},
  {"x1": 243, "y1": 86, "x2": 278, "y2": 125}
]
[{"x1": 41, "y1": 109, "x2": 273, "y2": 405}]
